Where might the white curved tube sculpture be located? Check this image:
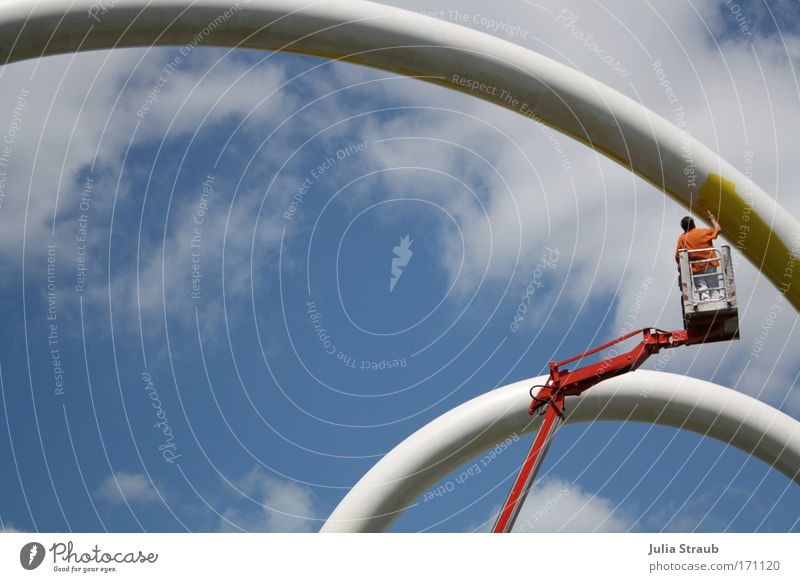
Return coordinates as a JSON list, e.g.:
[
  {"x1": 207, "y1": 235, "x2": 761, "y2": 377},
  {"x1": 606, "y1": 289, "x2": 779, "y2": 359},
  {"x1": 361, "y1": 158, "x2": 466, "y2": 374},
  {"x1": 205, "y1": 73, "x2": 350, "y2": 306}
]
[
  {"x1": 0, "y1": 0, "x2": 798, "y2": 308},
  {"x1": 321, "y1": 370, "x2": 800, "y2": 532},
  {"x1": 2, "y1": 0, "x2": 797, "y2": 532}
]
